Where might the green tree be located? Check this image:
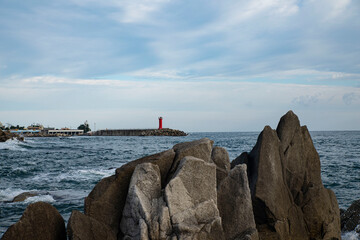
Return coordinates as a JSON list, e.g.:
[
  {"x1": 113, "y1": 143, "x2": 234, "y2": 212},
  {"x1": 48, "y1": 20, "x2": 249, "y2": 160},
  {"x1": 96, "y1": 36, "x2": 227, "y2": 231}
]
[{"x1": 78, "y1": 120, "x2": 91, "y2": 133}]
